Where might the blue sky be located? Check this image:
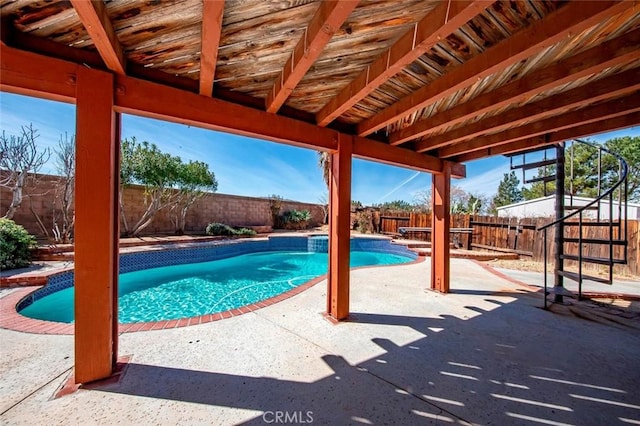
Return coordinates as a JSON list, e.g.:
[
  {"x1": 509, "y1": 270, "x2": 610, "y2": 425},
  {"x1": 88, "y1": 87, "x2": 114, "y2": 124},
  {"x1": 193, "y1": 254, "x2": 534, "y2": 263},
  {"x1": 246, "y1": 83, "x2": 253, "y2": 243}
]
[{"x1": 1, "y1": 92, "x2": 638, "y2": 205}]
